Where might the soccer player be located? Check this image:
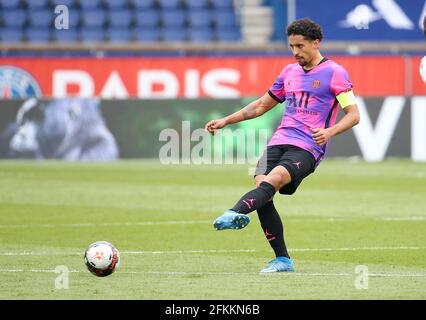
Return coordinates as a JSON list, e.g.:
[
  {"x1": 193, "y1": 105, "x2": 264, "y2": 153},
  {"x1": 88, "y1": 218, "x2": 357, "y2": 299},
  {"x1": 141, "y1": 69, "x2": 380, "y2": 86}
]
[{"x1": 204, "y1": 18, "x2": 360, "y2": 273}]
